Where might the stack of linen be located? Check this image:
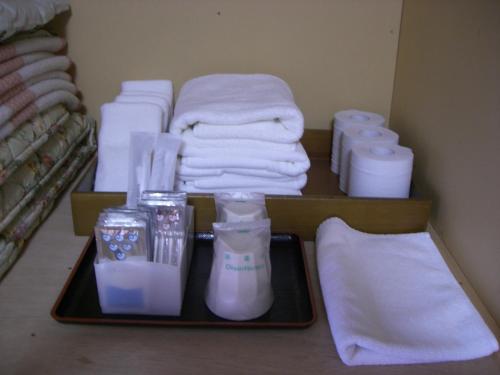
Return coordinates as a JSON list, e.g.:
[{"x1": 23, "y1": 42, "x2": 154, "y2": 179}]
[
  {"x1": 0, "y1": 0, "x2": 96, "y2": 279},
  {"x1": 94, "y1": 80, "x2": 173, "y2": 192},
  {"x1": 170, "y1": 74, "x2": 310, "y2": 195}
]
